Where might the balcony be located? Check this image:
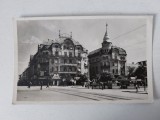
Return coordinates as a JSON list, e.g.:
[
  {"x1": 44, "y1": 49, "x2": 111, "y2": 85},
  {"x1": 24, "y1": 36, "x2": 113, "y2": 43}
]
[
  {"x1": 58, "y1": 71, "x2": 77, "y2": 74},
  {"x1": 60, "y1": 63, "x2": 77, "y2": 66}
]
